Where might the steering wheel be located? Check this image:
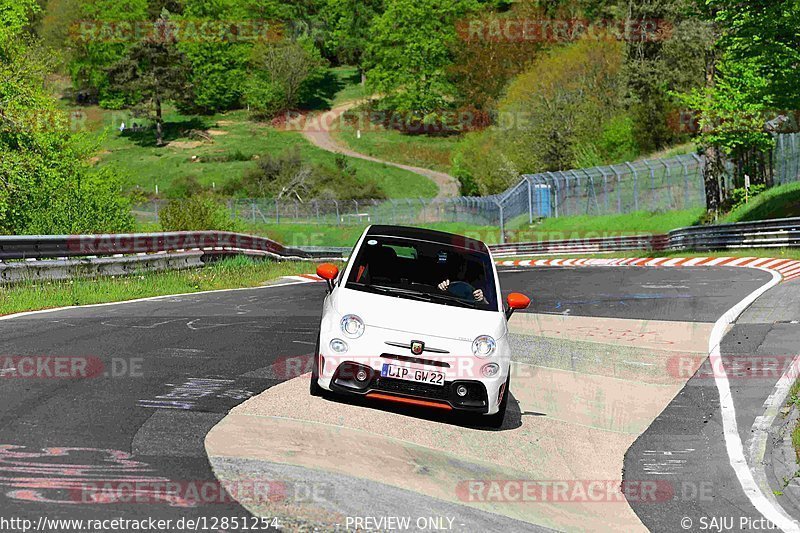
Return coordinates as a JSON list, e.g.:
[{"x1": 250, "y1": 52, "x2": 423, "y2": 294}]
[{"x1": 447, "y1": 281, "x2": 475, "y2": 300}]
